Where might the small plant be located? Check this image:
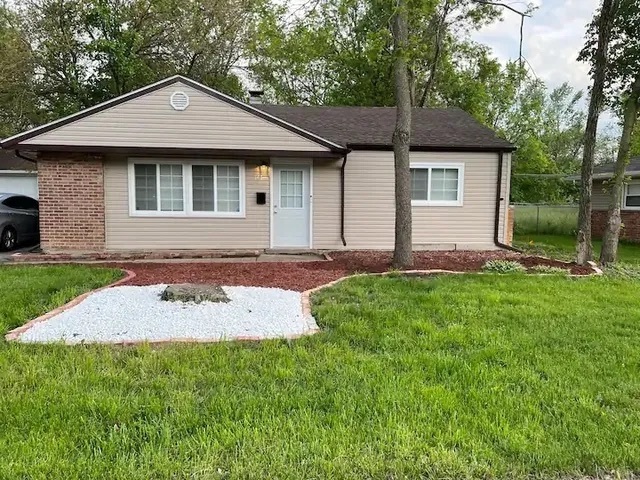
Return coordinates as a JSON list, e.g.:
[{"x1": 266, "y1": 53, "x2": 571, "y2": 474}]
[
  {"x1": 530, "y1": 265, "x2": 569, "y2": 275},
  {"x1": 482, "y1": 260, "x2": 526, "y2": 274},
  {"x1": 604, "y1": 263, "x2": 640, "y2": 280}
]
